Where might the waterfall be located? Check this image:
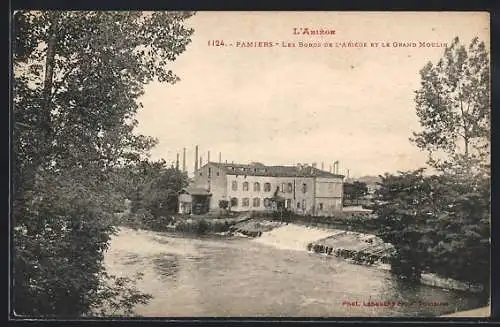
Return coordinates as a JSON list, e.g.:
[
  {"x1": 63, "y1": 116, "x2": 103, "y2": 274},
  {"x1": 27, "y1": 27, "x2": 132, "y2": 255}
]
[{"x1": 253, "y1": 224, "x2": 344, "y2": 252}]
